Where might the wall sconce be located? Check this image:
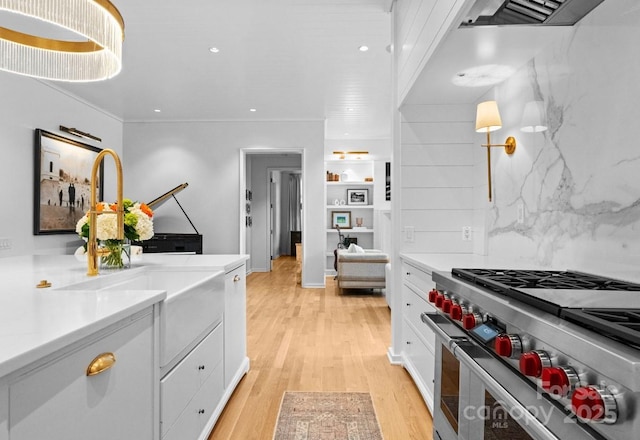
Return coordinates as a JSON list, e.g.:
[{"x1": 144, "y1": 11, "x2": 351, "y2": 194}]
[
  {"x1": 59, "y1": 125, "x2": 102, "y2": 142},
  {"x1": 520, "y1": 101, "x2": 548, "y2": 133},
  {"x1": 332, "y1": 151, "x2": 369, "y2": 160},
  {"x1": 475, "y1": 100, "x2": 516, "y2": 202}
]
